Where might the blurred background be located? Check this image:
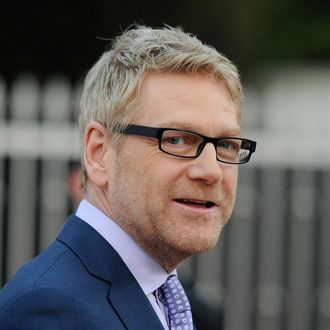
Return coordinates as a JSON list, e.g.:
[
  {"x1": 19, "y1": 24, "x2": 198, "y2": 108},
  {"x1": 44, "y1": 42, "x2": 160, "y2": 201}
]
[{"x1": 0, "y1": 1, "x2": 329, "y2": 329}]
